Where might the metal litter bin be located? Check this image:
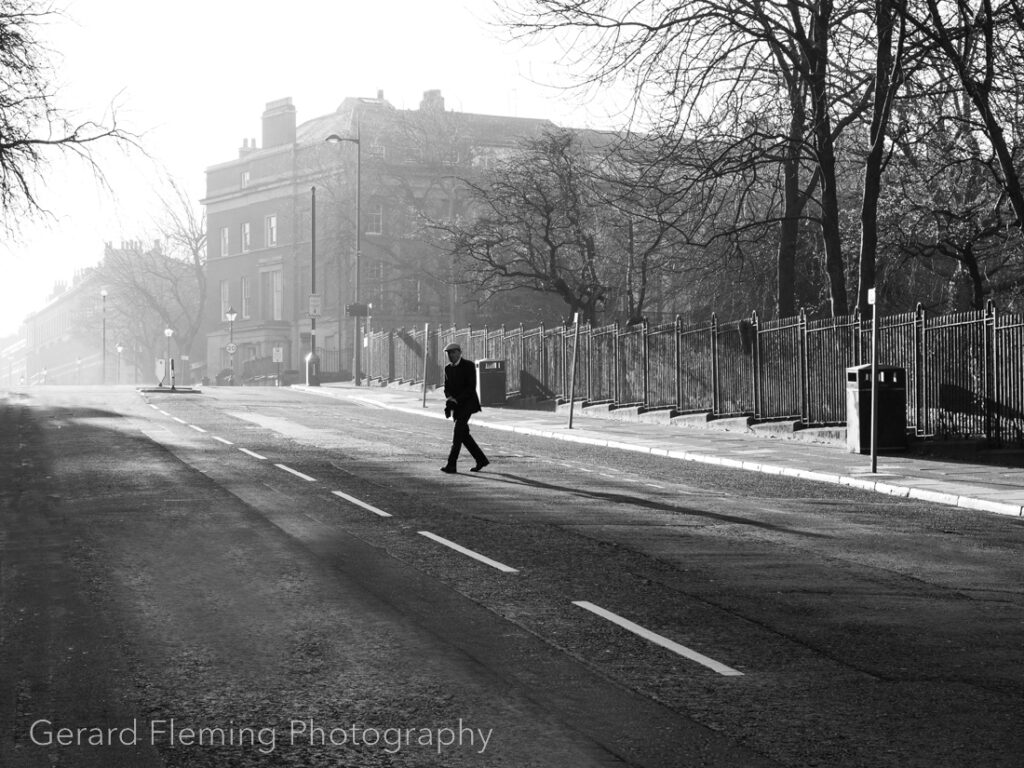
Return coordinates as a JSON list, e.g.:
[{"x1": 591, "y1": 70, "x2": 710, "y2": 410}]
[
  {"x1": 846, "y1": 364, "x2": 907, "y2": 454},
  {"x1": 476, "y1": 359, "x2": 506, "y2": 406}
]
